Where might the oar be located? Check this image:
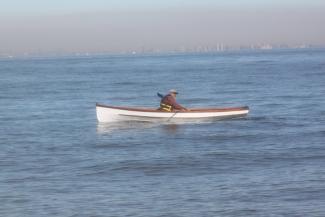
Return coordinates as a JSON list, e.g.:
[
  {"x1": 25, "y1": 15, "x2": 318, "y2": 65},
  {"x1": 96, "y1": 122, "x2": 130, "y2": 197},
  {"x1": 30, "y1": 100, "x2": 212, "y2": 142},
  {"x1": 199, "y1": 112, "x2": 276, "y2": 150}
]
[
  {"x1": 157, "y1": 92, "x2": 164, "y2": 98},
  {"x1": 166, "y1": 111, "x2": 179, "y2": 122}
]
